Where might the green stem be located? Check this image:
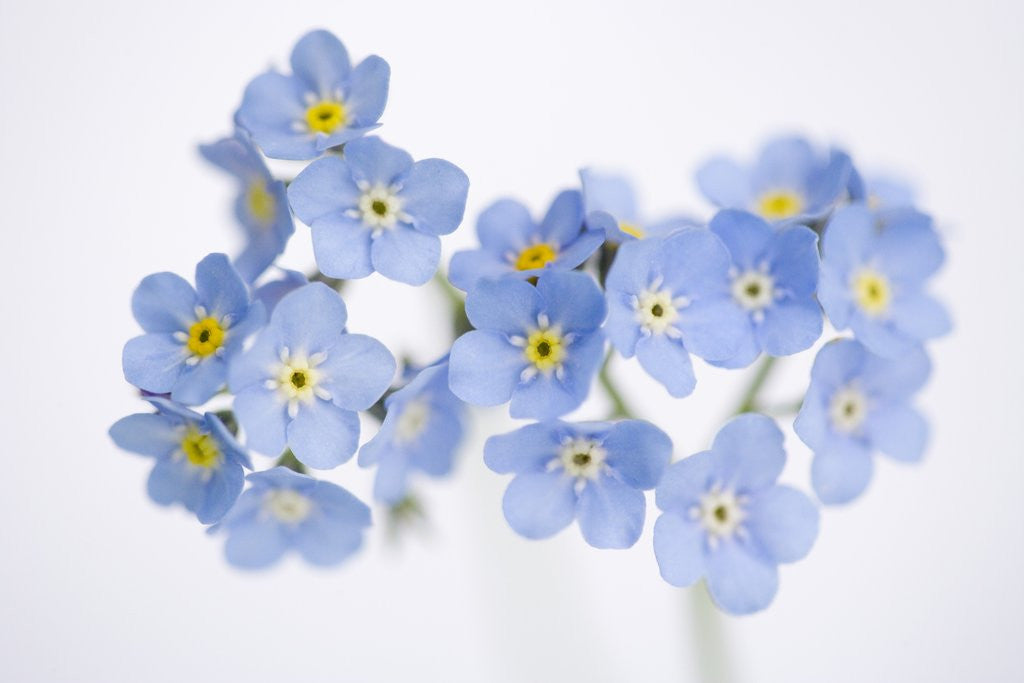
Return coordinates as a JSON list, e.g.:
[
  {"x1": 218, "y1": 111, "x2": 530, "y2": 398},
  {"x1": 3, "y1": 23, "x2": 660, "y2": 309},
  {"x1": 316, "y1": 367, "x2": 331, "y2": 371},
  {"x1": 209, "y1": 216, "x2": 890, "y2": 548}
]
[
  {"x1": 691, "y1": 582, "x2": 735, "y2": 683},
  {"x1": 433, "y1": 271, "x2": 472, "y2": 338},
  {"x1": 307, "y1": 270, "x2": 345, "y2": 292},
  {"x1": 598, "y1": 351, "x2": 635, "y2": 419},
  {"x1": 274, "y1": 450, "x2": 307, "y2": 474},
  {"x1": 733, "y1": 355, "x2": 777, "y2": 415}
]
